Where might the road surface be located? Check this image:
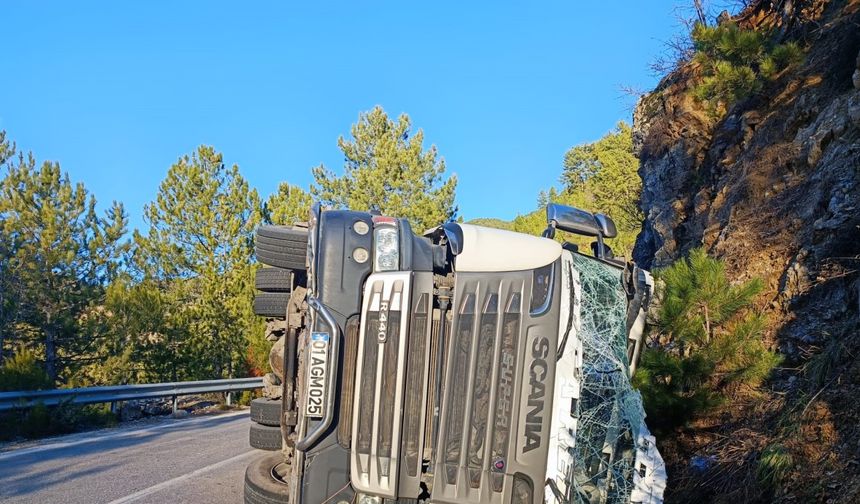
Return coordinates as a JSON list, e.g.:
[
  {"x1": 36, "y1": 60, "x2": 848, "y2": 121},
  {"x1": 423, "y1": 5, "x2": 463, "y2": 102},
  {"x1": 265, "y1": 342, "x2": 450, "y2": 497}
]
[{"x1": 0, "y1": 410, "x2": 258, "y2": 504}]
